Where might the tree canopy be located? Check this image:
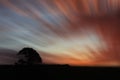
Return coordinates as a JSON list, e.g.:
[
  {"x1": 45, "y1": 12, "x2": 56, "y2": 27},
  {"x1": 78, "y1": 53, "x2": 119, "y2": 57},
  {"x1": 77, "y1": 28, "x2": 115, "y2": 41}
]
[{"x1": 15, "y1": 47, "x2": 42, "y2": 65}]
